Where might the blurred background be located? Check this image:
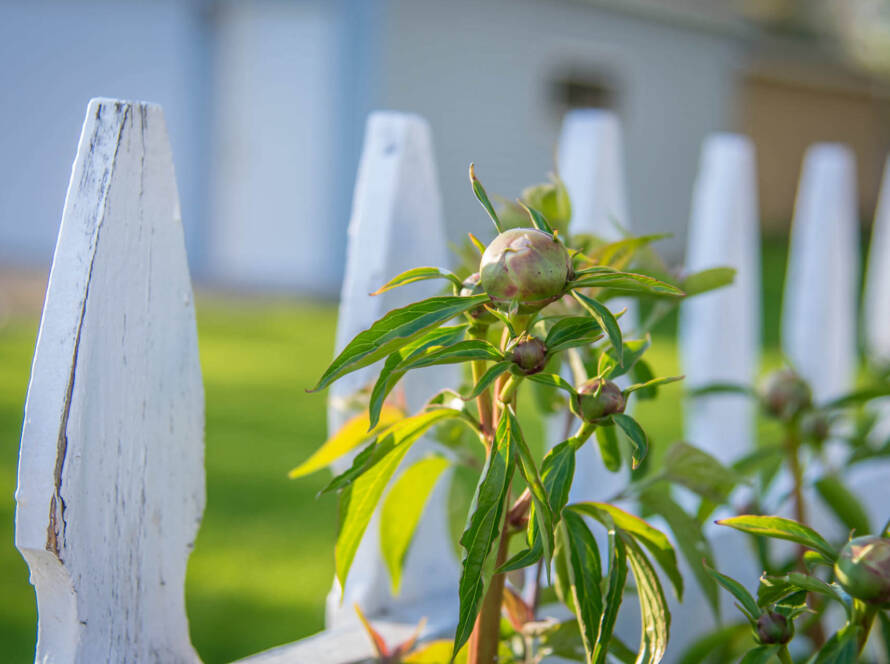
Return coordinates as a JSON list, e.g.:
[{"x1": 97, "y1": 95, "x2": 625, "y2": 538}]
[{"x1": 3, "y1": 0, "x2": 890, "y2": 661}]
